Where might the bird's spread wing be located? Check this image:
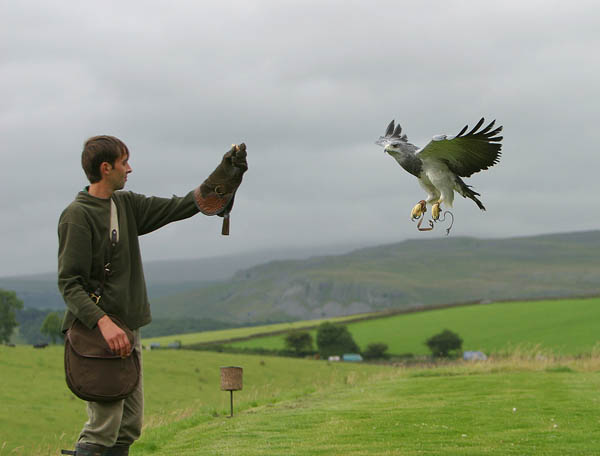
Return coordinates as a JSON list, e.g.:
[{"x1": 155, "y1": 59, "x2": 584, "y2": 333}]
[{"x1": 416, "y1": 118, "x2": 503, "y2": 177}]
